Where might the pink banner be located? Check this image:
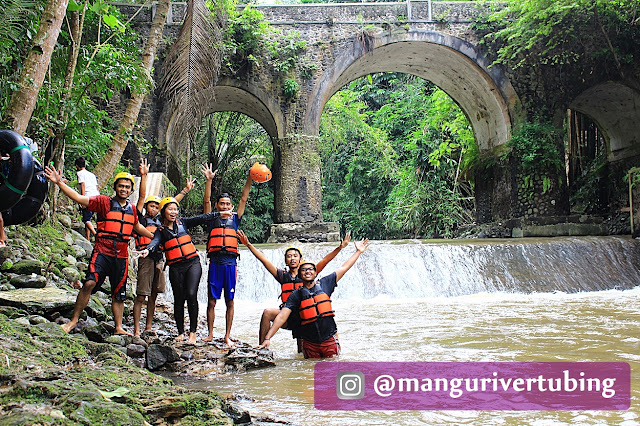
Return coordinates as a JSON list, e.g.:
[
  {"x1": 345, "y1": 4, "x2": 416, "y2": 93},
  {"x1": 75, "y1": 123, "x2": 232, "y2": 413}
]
[{"x1": 314, "y1": 362, "x2": 630, "y2": 410}]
